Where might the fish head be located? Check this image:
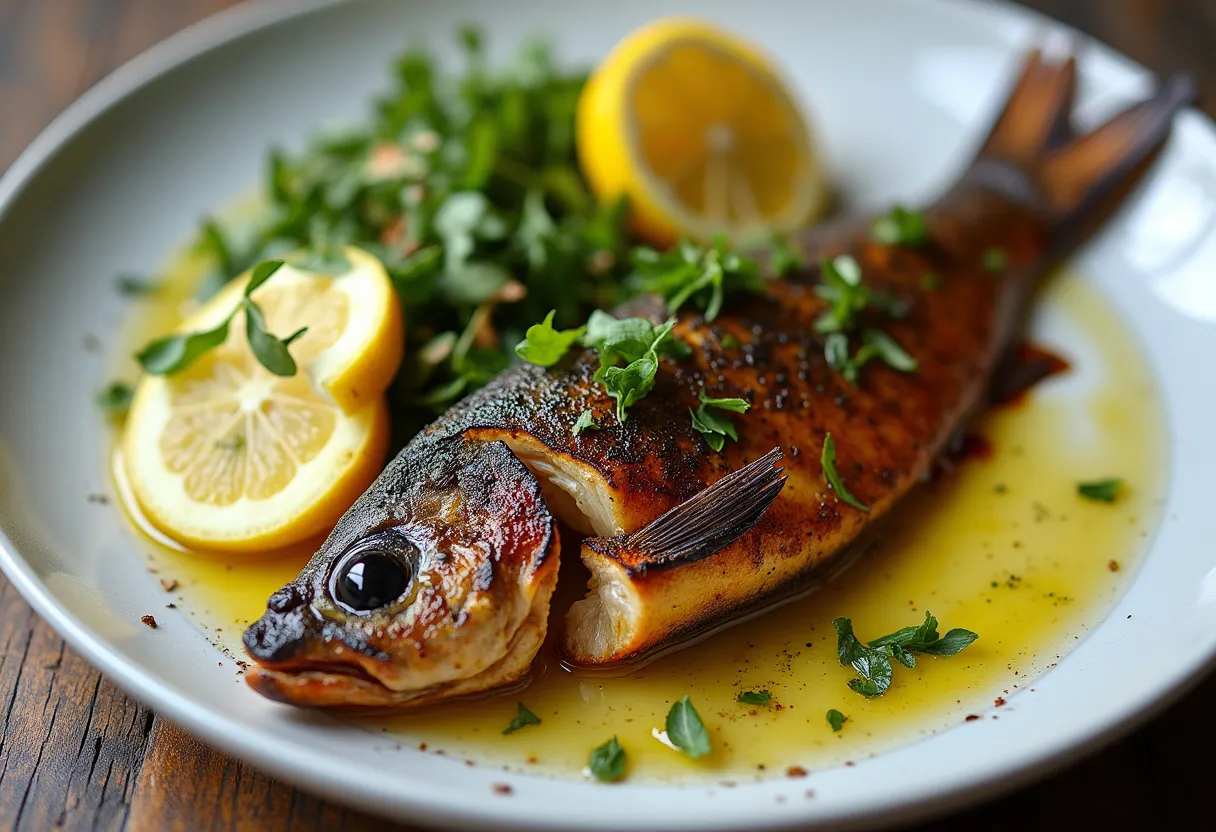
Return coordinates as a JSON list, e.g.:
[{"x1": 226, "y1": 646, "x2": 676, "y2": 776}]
[{"x1": 243, "y1": 437, "x2": 559, "y2": 708}]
